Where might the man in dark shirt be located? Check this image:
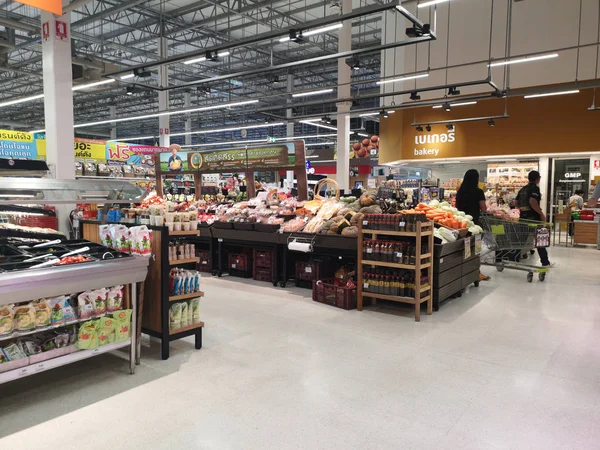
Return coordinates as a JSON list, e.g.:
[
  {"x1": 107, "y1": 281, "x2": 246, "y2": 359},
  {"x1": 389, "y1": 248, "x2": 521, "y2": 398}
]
[{"x1": 517, "y1": 171, "x2": 552, "y2": 266}]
